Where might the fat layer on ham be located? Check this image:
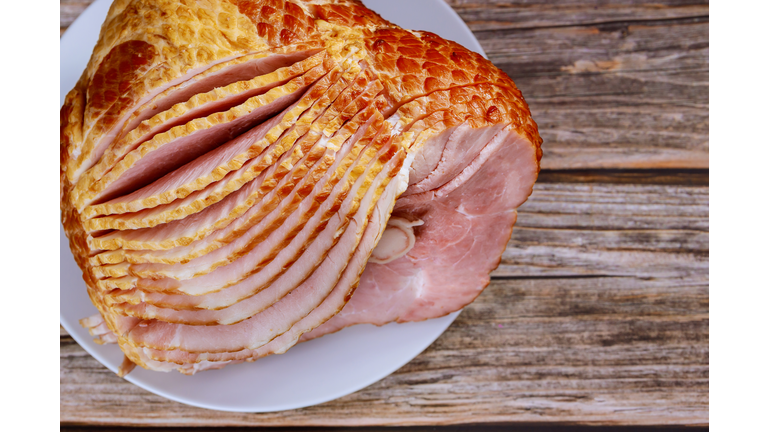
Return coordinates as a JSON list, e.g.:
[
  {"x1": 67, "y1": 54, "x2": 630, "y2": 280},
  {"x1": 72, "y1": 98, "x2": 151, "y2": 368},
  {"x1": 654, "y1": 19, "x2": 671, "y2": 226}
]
[
  {"x1": 86, "y1": 64, "x2": 363, "y2": 254},
  {"x1": 87, "y1": 65, "x2": 377, "y2": 263},
  {"x1": 97, "y1": 103, "x2": 383, "y2": 286},
  {"x1": 80, "y1": 62, "x2": 333, "y2": 225},
  {"x1": 97, "y1": 104, "x2": 385, "y2": 297},
  {"x1": 108, "y1": 118, "x2": 390, "y2": 313},
  {"x1": 61, "y1": 0, "x2": 542, "y2": 375}
]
